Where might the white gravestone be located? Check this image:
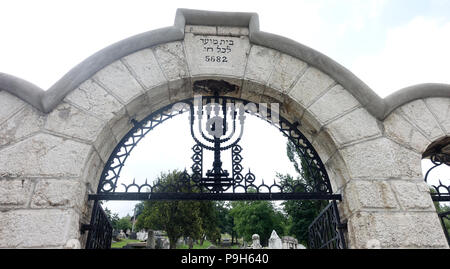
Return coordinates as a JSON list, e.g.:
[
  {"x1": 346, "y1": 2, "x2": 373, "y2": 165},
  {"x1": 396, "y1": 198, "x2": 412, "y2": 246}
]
[
  {"x1": 252, "y1": 234, "x2": 262, "y2": 249},
  {"x1": 268, "y1": 230, "x2": 283, "y2": 249}
]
